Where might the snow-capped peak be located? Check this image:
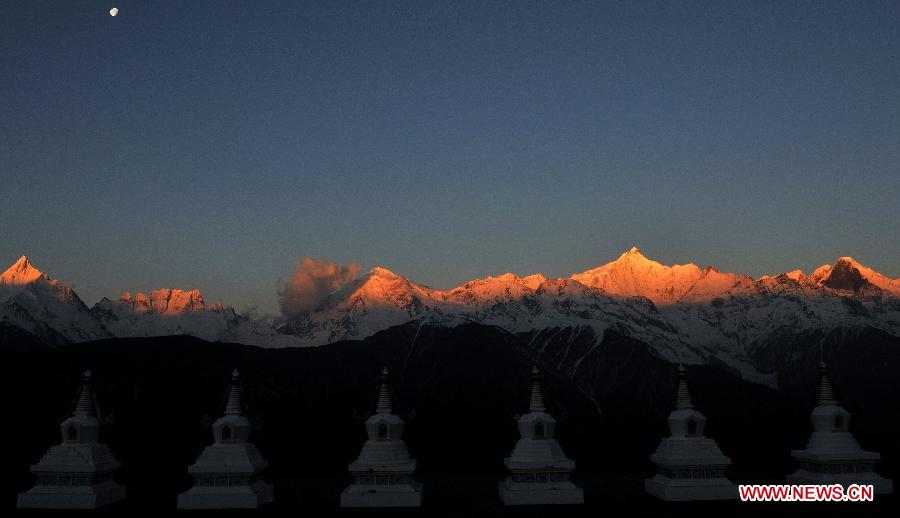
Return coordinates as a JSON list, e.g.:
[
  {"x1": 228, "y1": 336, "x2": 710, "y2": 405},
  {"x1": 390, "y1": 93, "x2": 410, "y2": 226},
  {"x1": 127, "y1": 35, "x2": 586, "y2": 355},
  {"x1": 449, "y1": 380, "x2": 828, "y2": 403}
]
[
  {"x1": 570, "y1": 247, "x2": 703, "y2": 305},
  {"x1": 521, "y1": 273, "x2": 548, "y2": 290},
  {"x1": 0, "y1": 256, "x2": 110, "y2": 343},
  {"x1": 784, "y1": 269, "x2": 806, "y2": 282},
  {"x1": 615, "y1": 246, "x2": 651, "y2": 264},
  {"x1": 1, "y1": 256, "x2": 47, "y2": 285},
  {"x1": 350, "y1": 267, "x2": 430, "y2": 297},
  {"x1": 813, "y1": 256, "x2": 900, "y2": 297},
  {"x1": 369, "y1": 266, "x2": 402, "y2": 280},
  {"x1": 336, "y1": 266, "x2": 433, "y2": 310}
]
